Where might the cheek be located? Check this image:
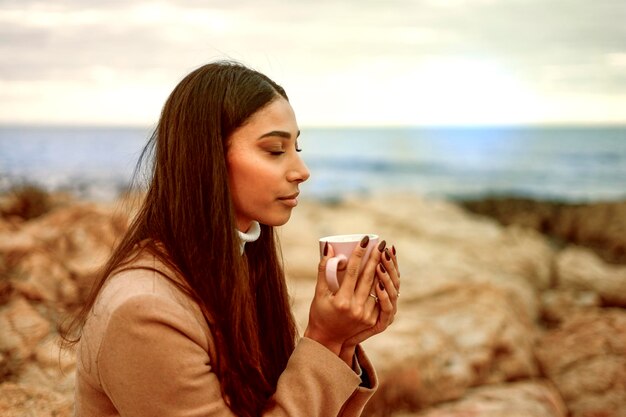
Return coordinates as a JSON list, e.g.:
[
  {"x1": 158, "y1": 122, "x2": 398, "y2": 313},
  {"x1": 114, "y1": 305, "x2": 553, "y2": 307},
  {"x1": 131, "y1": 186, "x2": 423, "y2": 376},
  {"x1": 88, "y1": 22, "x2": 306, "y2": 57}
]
[{"x1": 229, "y1": 156, "x2": 269, "y2": 196}]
